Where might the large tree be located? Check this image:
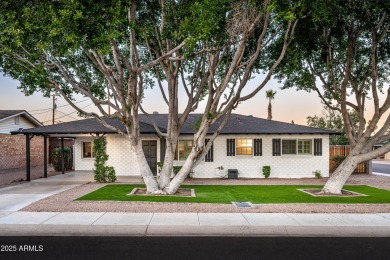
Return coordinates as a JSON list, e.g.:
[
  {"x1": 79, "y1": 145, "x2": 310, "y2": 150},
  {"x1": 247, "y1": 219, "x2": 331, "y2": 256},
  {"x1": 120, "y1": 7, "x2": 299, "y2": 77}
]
[
  {"x1": 0, "y1": 0, "x2": 302, "y2": 194},
  {"x1": 307, "y1": 106, "x2": 359, "y2": 145},
  {"x1": 275, "y1": 0, "x2": 390, "y2": 194}
]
